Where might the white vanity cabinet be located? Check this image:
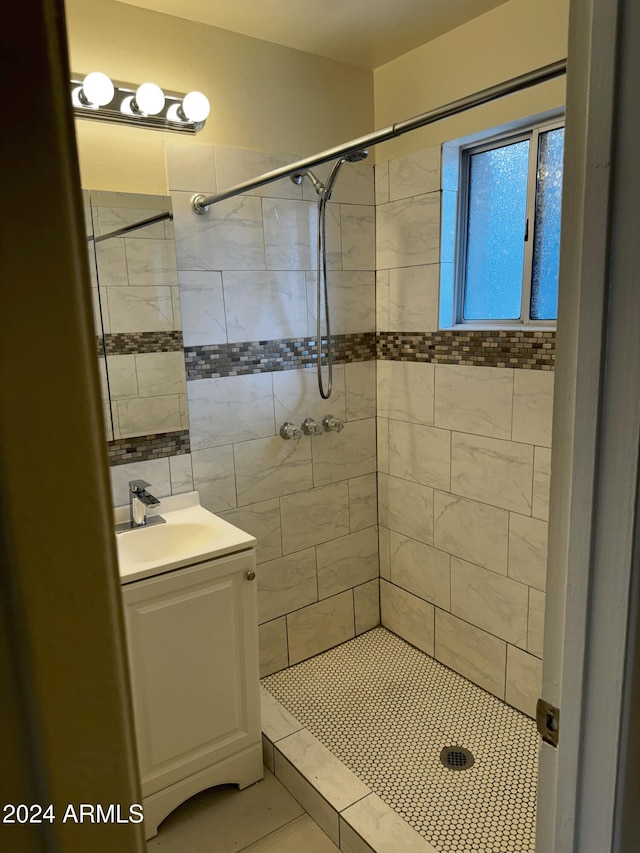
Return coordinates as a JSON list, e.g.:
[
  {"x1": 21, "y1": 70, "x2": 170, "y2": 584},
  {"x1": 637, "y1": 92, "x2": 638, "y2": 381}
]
[{"x1": 121, "y1": 547, "x2": 263, "y2": 839}]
